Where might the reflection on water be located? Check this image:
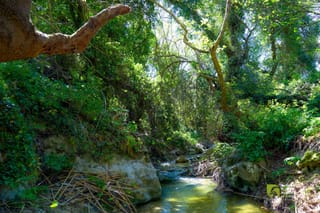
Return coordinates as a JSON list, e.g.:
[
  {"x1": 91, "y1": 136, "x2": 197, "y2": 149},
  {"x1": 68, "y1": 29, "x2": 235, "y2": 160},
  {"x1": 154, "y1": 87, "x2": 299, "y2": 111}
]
[{"x1": 138, "y1": 178, "x2": 269, "y2": 213}]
